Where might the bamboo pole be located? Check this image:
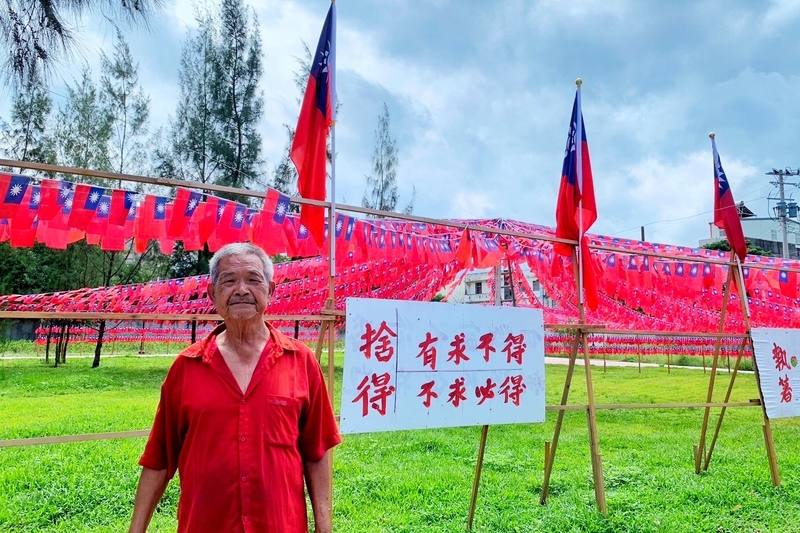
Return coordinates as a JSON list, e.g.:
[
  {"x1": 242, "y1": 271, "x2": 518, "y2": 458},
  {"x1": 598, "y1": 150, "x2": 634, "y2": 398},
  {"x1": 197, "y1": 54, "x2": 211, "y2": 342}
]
[
  {"x1": 581, "y1": 327, "x2": 607, "y2": 513},
  {"x1": 8, "y1": 158, "x2": 800, "y2": 282},
  {"x1": 702, "y1": 336, "x2": 749, "y2": 470},
  {"x1": 466, "y1": 425, "x2": 489, "y2": 530},
  {"x1": 541, "y1": 243, "x2": 607, "y2": 513},
  {"x1": 540, "y1": 333, "x2": 581, "y2": 504},
  {"x1": 695, "y1": 254, "x2": 735, "y2": 473}
]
